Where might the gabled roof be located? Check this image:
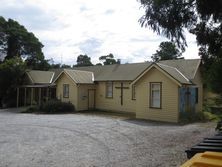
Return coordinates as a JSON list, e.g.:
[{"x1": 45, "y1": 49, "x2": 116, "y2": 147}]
[
  {"x1": 73, "y1": 62, "x2": 152, "y2": 81},
  {"x1": 74, "y1": 59, "x2": 200, "y2": 84},
  {"x1": 63, "y1": 69, "x2": 94, "y2": 84},
  {"x1": 159, "y1": 59, "x2": 201, "y2": 80},
  {"x1": 25, "y1": 59, "x2": 201, "y2": 86},
  {"x1": 156, "y1": 63, "x2": 191, "y2": 84},
  {"x1": 52, "y1": 69, "x2": 94, "y2": 84},
  {"x1": 26, "y1": 70, "x2": 54, "y2": 84}
]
